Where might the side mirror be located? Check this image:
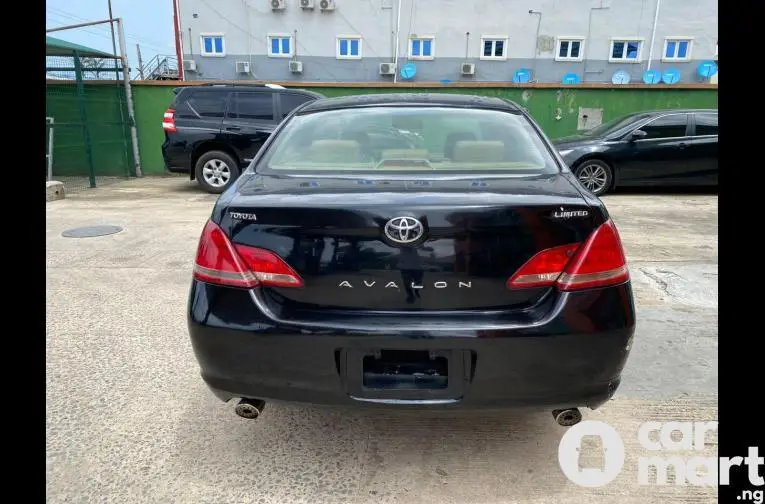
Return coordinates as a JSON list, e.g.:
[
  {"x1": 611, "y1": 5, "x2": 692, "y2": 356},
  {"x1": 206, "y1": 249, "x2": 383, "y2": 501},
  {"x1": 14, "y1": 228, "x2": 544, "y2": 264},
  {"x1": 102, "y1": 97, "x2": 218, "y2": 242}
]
[{"x1": 630, "y1": 129, "x2": 648, "y2": 141}]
